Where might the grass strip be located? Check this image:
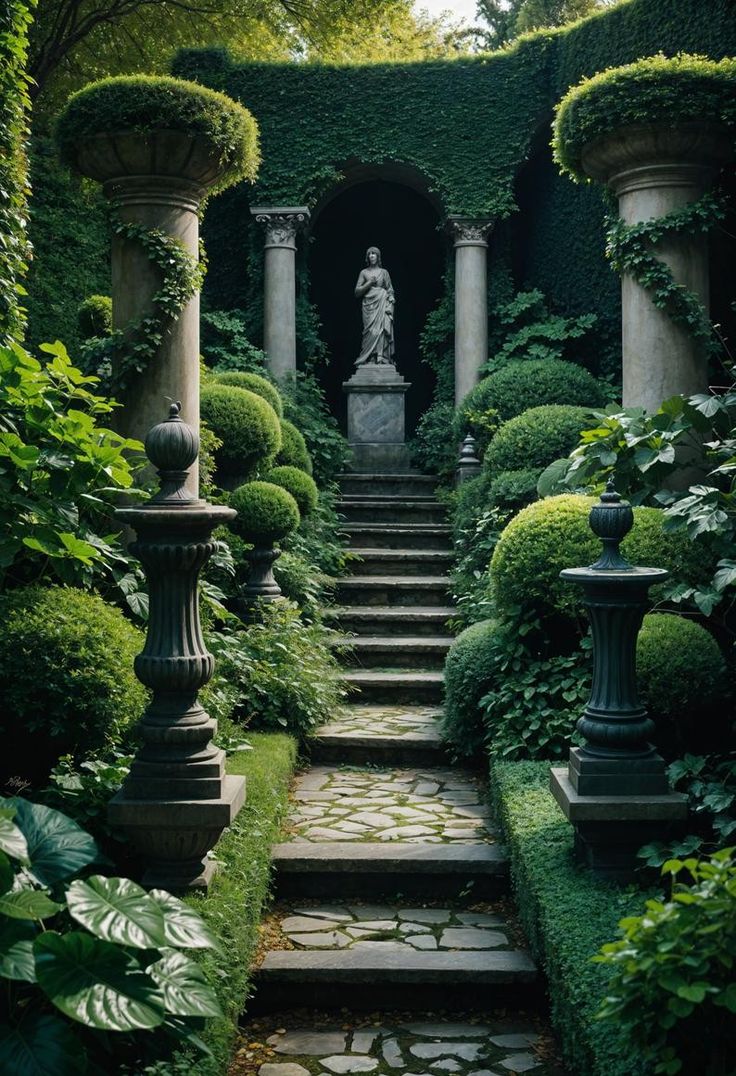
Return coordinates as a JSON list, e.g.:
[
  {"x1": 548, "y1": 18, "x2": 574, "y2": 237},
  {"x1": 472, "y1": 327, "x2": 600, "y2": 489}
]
[{"x1": 490, "y1": 758, "x2": 655, "y2": 1076}]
